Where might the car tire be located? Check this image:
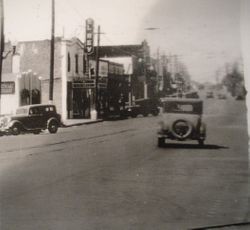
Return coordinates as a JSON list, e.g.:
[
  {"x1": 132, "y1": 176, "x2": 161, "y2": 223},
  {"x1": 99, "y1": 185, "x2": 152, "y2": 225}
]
[
  {"x1": 33, "y1": 130, "x2": 41, "y2": 135},
  {"x1": 143, "y1": 113, "x2": 148, "y2": 117},
  {"x1": 158, "y1": 137, "x2": 165, "y2": 147},
  {"x1": 152, "y1": 110, "x2": 159, "y2": 116},
  {"x1": 171, "y1": 119, "x2": 193, "y2": 140},
  {"x1": 198, "y1": 139, "x2": 204, "y2": 146},
  {"x1": 131, "y1": 113, "x2": 137, "y2": 118},
  {"x1": 11, "y1": 124, "x2": 21, "y2": 135},
  {"x1": 48, "y1": 120, "x2": 59, "y2": 134}
]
